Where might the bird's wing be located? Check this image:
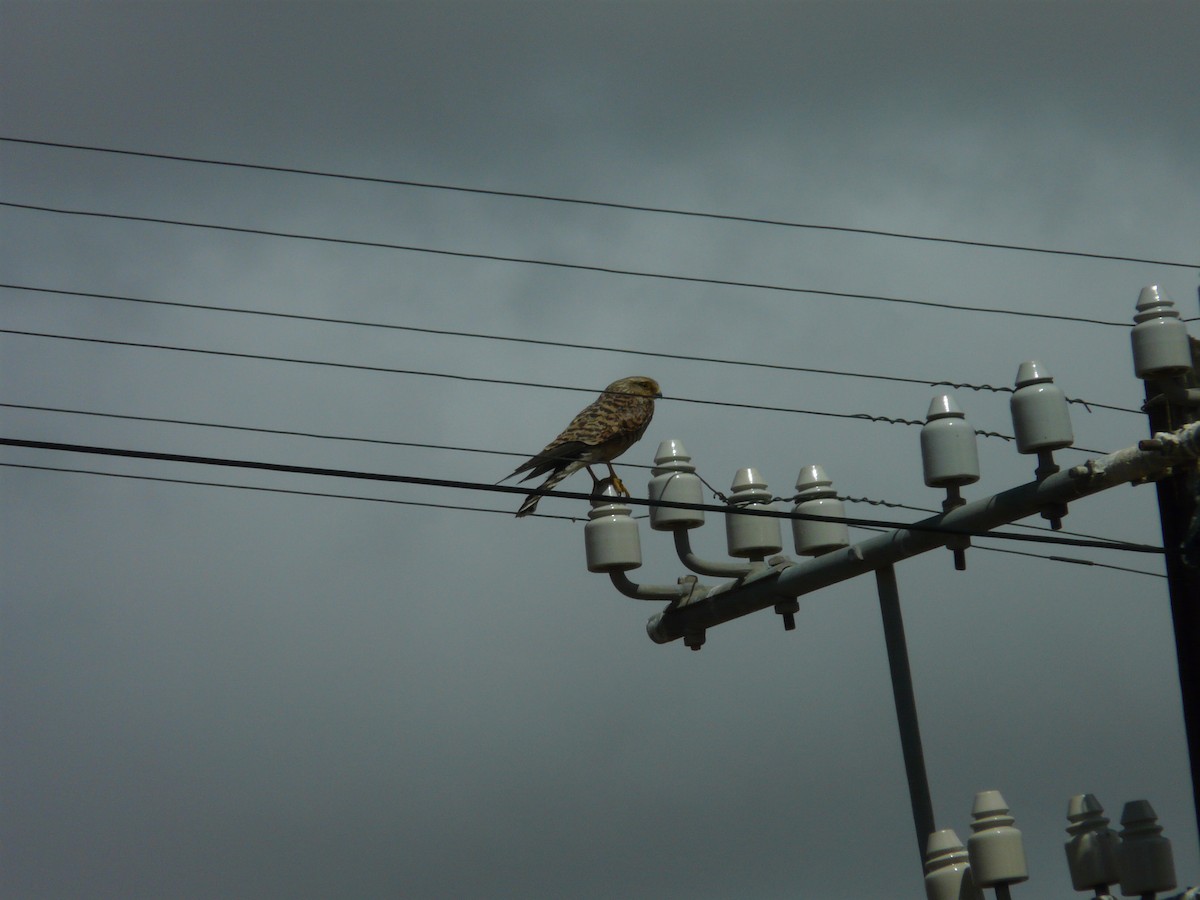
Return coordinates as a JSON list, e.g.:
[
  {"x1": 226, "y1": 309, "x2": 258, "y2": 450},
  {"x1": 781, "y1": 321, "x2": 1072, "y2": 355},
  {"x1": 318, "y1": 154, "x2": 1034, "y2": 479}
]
[
  {"x1": 504, "y1": 384, "x2": 655, "y2": 483},
  {"x1": 560, "y1": 392, "x2": 636, "y2": 447},
  {"x1": 505, "y1": 396, "x2": 612, "y2": 478},
  {"x1": 511, "y1": 440, "x2": 593, "y2": 482}
]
